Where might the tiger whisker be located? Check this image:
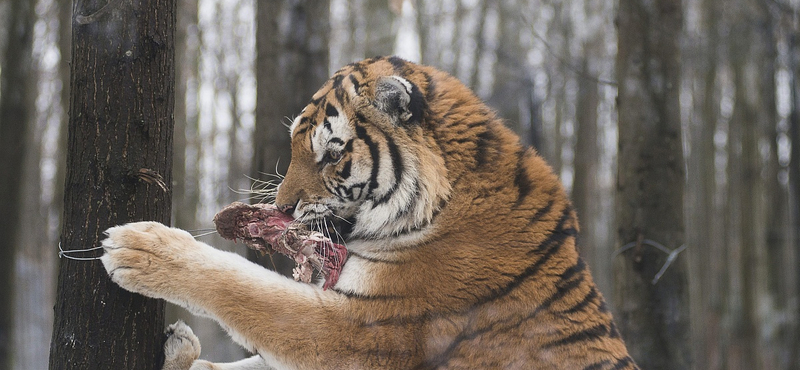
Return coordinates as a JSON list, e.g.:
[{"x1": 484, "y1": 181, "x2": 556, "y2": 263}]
[
  {"x1": 329, "y1": 213, "x2": 353, "y2": 225},
  {"x1": 192, "y1": 230, "x2": 219, "y2": 239}
]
